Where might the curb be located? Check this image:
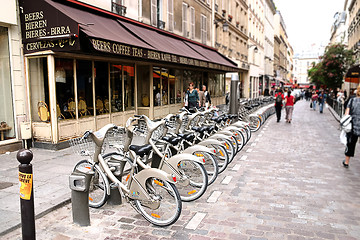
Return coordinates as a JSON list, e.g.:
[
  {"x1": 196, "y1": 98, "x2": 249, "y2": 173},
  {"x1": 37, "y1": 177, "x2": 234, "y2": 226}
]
[{"x1": 0, "y1": 198, "x2": 71, "y2": 236}]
